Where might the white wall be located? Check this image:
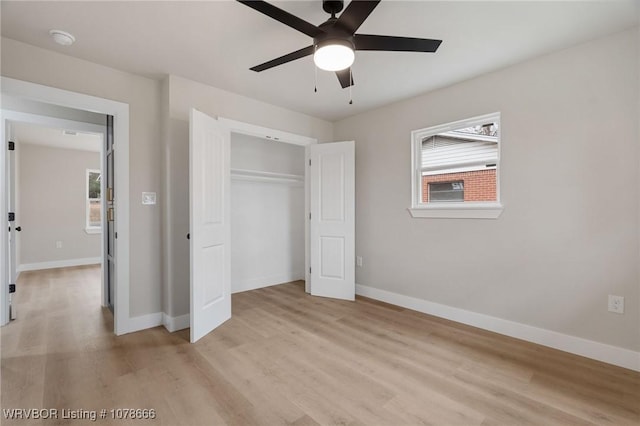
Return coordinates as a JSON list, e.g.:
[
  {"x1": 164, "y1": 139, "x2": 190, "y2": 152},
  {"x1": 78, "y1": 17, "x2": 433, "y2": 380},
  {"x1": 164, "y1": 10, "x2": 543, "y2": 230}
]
[
  {"x1": 163, "y1": 75, "x2": 333, "y2": 317},
  {"x1": 1, "y1": 37, "x2": 162, "y2": 317},
  {"x1": 18, "y1": 143, "x2": 101, "y2": 266},
  {"x1": 230, "y1": 134, "x2": 305, "y2": 293},
  {"x1": 334, "y1": 28, "x2": 640, "y2": 352},
  {"x1": 231, "y1": 133, "x2": 305, "y2": 175}
]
